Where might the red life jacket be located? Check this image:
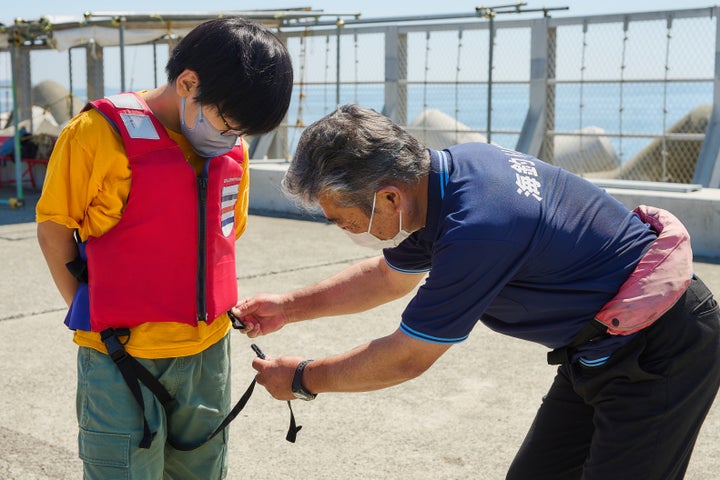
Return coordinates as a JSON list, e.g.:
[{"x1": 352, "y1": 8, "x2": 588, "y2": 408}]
[
  {"x1": 594, "y1": 205, "x2": 693, "y2": 335},
  {"x1": 547, "y1": 204, "x2": 693, "y2": 364},
  {"x1": 81, "y1": 92, "x2": 243, "y2": 332}
]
